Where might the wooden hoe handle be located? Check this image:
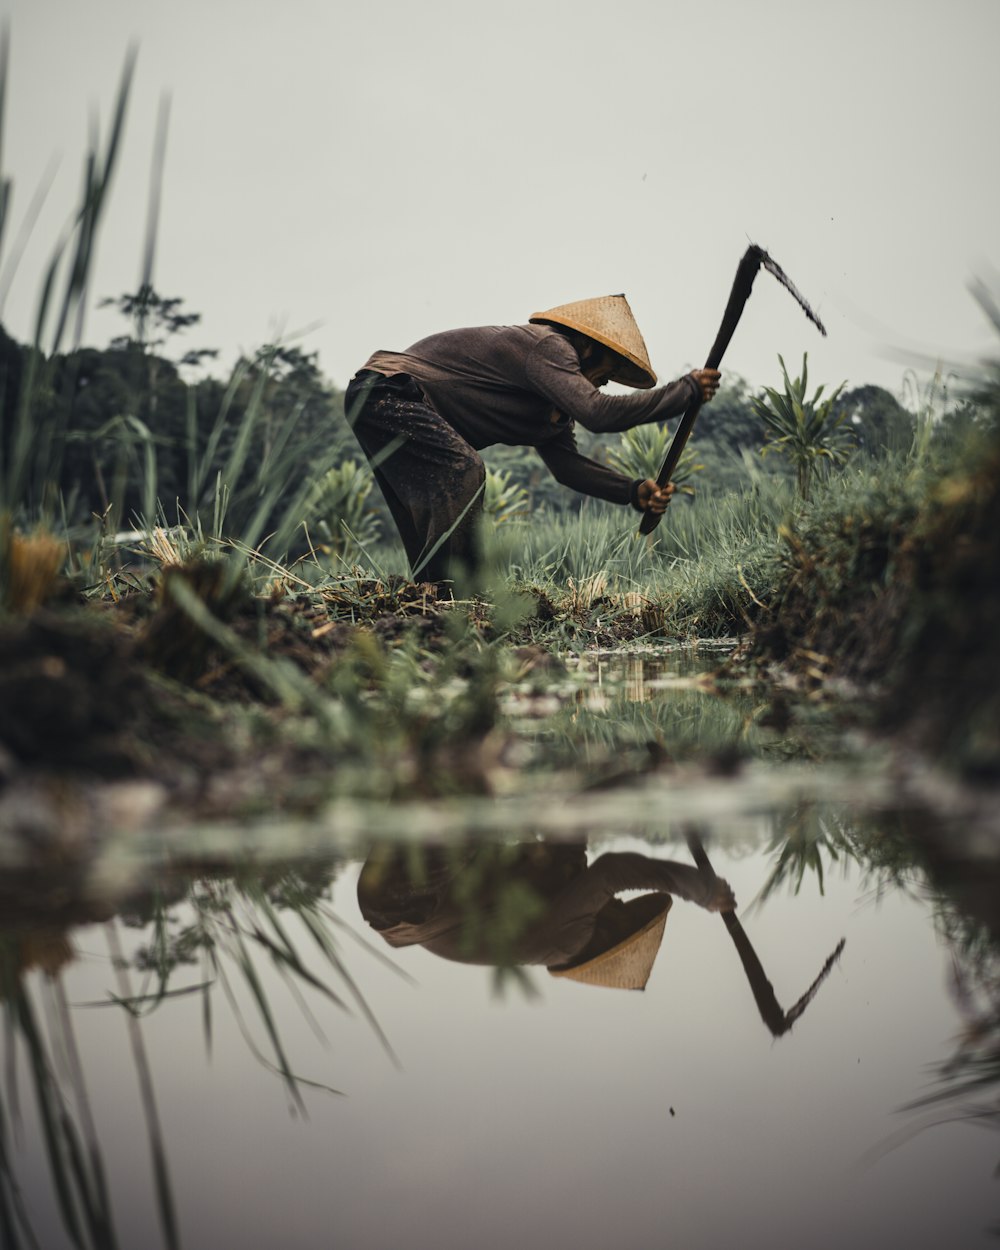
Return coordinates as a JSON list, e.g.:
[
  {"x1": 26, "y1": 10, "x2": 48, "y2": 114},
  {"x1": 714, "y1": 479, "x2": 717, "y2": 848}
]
[
  {"x1": 685, "y1": 827, "x2": 845, "y2": 1039},
  {"x1": 638, "y1": 245, "x2": 764, "y2": 536}
]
